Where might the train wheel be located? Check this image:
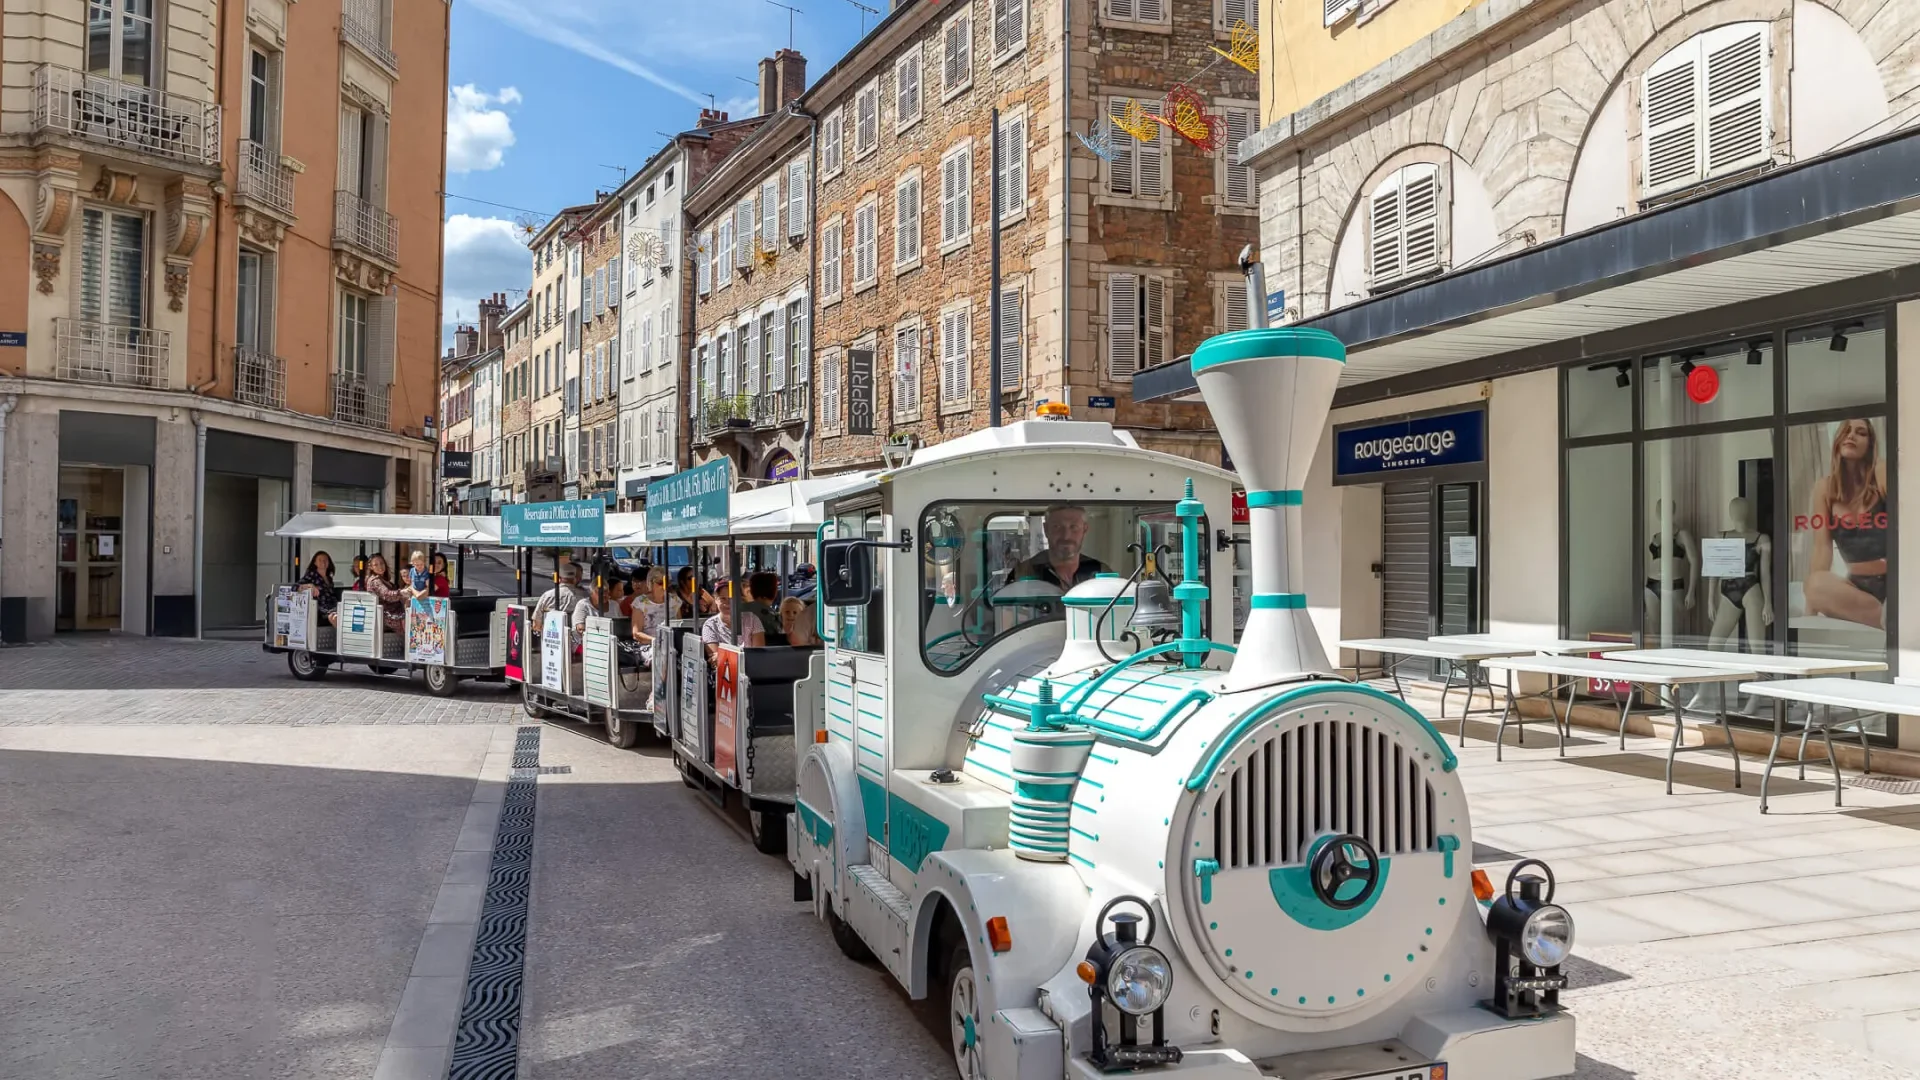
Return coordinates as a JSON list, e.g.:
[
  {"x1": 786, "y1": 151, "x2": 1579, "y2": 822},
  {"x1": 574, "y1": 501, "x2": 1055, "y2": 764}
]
[
  {"x1": 606, "y1": 708, "x2": 640, "y2": 748},
  {"x1": 939, "y1": 941, "x2": 986, "y2": 1080},
  {"x1": 288, "y1": 651, "x2": 326, "y2": 681},
  {"x1": 827, "y1": 898, "x2": 874, "y2": 963},
  {"x1": 750, "y1": 808, "x2": 788, "y2": 855},
  {"x1": 425, "y1": 665, "x2": 459, "y2": 697},
  {"x1": 521, "y1": 684, "x2": 545, "y2": 719}
]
